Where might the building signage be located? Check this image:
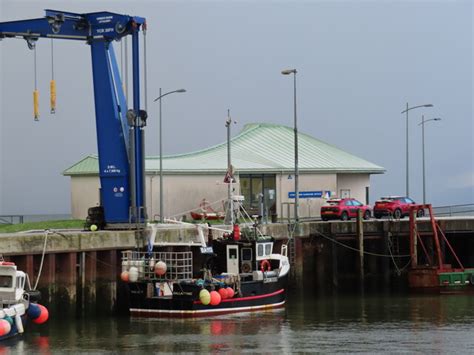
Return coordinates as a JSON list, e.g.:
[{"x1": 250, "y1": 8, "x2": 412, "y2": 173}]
[{"x1": 288, "y1": 191, "x2": 326, "y2": 199}]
